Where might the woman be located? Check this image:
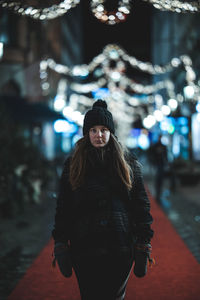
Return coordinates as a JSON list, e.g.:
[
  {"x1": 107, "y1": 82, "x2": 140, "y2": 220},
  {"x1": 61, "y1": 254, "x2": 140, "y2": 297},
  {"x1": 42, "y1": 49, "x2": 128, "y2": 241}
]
[{"x1": 52, "y1": 100, "x2": 154, "y2": 300}]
